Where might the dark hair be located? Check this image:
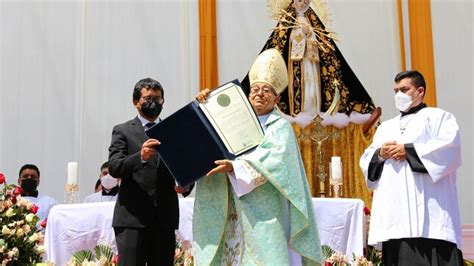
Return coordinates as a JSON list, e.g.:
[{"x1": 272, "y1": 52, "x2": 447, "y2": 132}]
[
  {"x1": 100, "y1": 161, "x2": 109, "y2": 171},
  {"x1": 394, "y1": 70, "x2": 426, "y2": 90},
  {"x1": 19, "y1": 164, "x2": 40, "y2": 177},
  {"x1": 94, "y1": 179, "x2": 102, "y2": 191},
  {"x1": 132, "y1": 78, "x2": 164, "y2": 101}
]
